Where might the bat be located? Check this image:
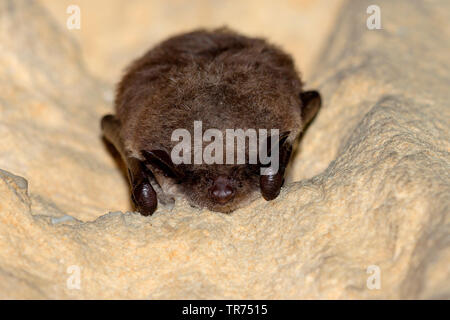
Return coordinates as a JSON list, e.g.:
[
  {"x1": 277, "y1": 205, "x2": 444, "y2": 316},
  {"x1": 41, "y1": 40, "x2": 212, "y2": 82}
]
[{"x1": 101, "y1": 28, "x2": 321, "y2": 215}]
